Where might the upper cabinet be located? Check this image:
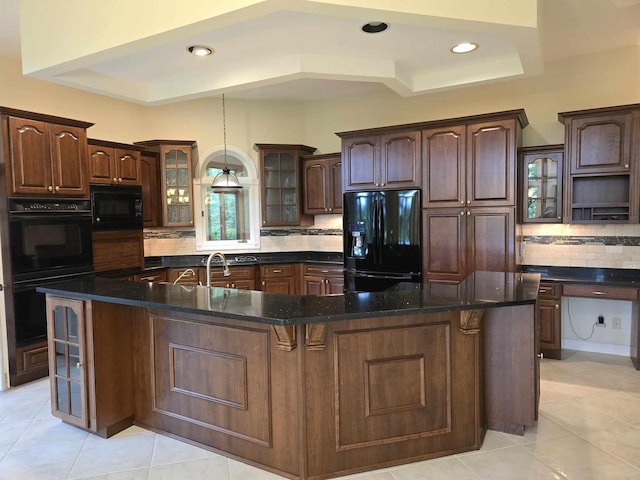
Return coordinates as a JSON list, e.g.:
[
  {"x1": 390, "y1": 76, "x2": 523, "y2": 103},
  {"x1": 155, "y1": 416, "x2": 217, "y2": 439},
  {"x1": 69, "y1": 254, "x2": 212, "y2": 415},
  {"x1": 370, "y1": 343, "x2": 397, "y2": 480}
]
[
  {"x1": 422, "y1": 119, "x2": 520, "y2": 209},
  {"x1": 559, "y1": 104, "x2": 640, "y2": 223},
  {"x1": 140, "y1": 150, "x2": 162, "y2": 227},
  {"x1": 134, "y1": 140, "x2": 196, "y2": 227},
  {"x1": 339, "y1": 130, "x2": 421, "y2": 191},
  {"x1": 302, "y1": 152, "x2": 342, "y2": 215},
  {"x1": 519, "y1": 145, "x2": 563, "y2": 223},
  {"x1": 2, "y1": 108, "x2": 94, "y2": 197},
  {"x1": 254, "y1": 143, "x2": 316, "y2": 227},
  {"x1": 88, "y1": 139, "x2": 143, "y2": 186}
]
